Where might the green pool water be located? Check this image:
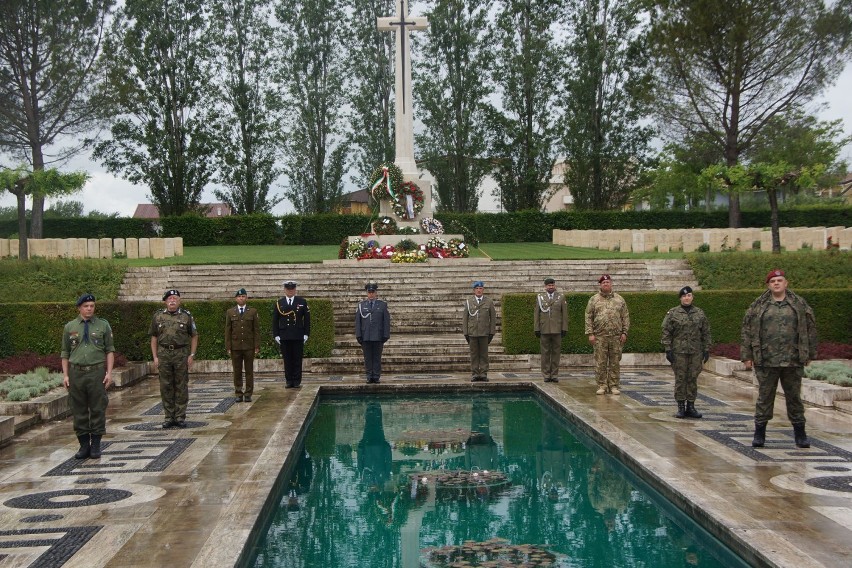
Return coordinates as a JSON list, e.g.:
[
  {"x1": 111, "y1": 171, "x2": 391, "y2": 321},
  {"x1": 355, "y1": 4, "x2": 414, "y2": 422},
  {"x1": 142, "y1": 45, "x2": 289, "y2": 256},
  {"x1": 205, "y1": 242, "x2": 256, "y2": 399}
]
[{"x1": 249, "y1": 394, "x2": 746, "y2": 567}]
